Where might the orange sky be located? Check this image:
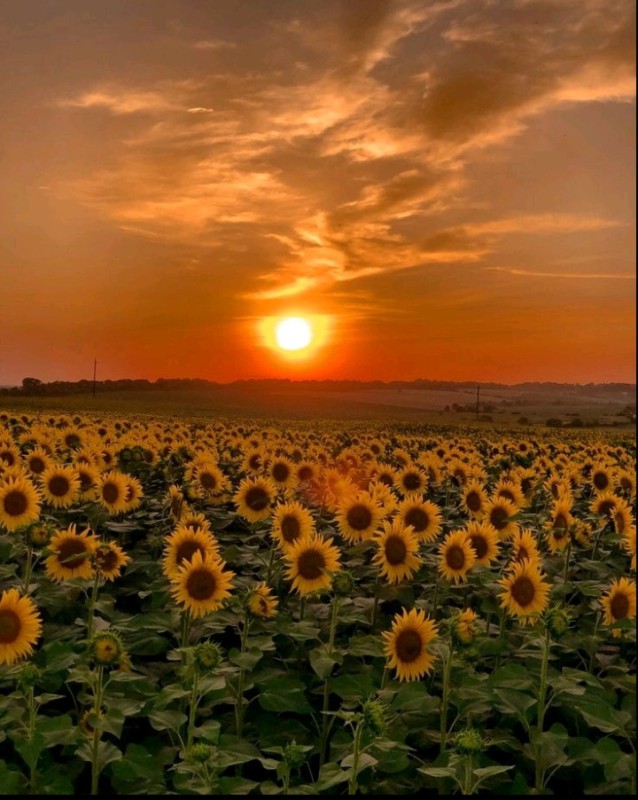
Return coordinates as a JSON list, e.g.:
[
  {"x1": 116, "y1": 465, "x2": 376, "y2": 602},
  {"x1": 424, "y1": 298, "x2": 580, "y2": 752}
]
[{"x1": 0, "y1": 0, "x2": 635, "y2": 385}]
